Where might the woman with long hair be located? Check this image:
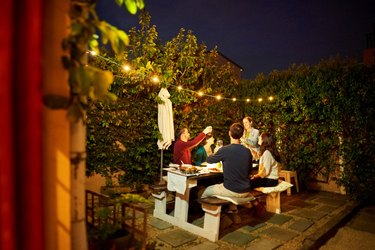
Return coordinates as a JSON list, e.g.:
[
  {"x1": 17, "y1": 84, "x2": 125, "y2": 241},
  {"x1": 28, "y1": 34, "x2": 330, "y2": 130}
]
[{"x1": 249, "y1": 132, "x2": 280, "y2": 188}]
